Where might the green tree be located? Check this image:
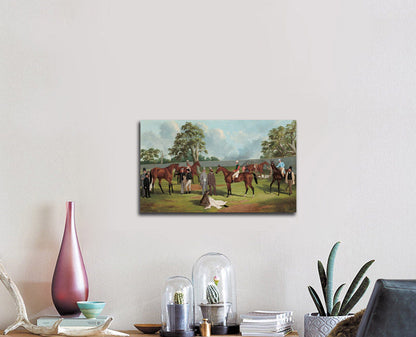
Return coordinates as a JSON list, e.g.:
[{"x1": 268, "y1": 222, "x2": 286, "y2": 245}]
[
  {"x1": 199, "y1": 155, "x2": 220, "y2": 162},
  {"x1": 284, "y1": 120, "x2": 297, "y2": 154},
  {"x1": 168, "y1": 122, "x2": 207, "y2": 162},
  {"x1": 140, "y1": 147, "x2": 161, "y2": 162},
  {"x1": 261, "y1": 121, "x2": 297, "y2": 158}
]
